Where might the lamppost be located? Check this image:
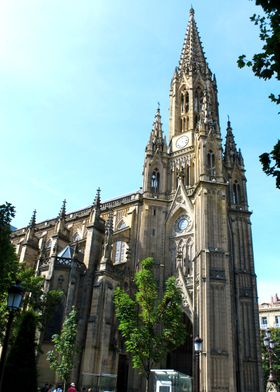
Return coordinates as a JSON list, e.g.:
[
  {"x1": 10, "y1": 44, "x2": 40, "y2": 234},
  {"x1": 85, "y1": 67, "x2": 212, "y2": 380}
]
[
  {"x1": 263, "y1": 329, "x2": 279, "y2": 391},
  {"x1": 194, "y1": 336, "x2": 203, "y2": 392},
  {"x1": 0, "y1": 282, "x2": 24, "y2": 392},
  {"x1": 263, "y1": 329, "x2": 279, "y2": 392}
]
